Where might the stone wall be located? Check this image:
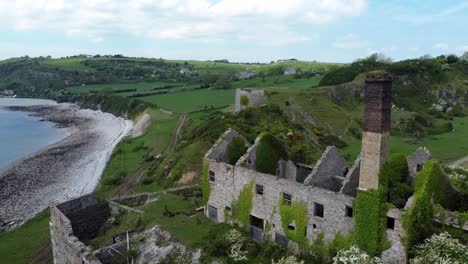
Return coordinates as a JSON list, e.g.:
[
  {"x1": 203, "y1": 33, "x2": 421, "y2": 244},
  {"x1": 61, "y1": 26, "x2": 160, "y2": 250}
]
[
  {"x1": 381, "y1": 209, "x2": 407, "y2": 263},
  {"x1": 50, "y1": 195, "x2": 110, "y2": 264},
  {"x1": 406, "y1": 147, "x2": 431, "y2": 182},
  {"x1": 235, "y1": 88, "x2": 267, "y2": 112},
  {"x1": 50, "y1": 205, "x2": 99, "y2": 264},
  {"x1": 205, "y1": 156, "x2": 355, "y2": 243}
]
